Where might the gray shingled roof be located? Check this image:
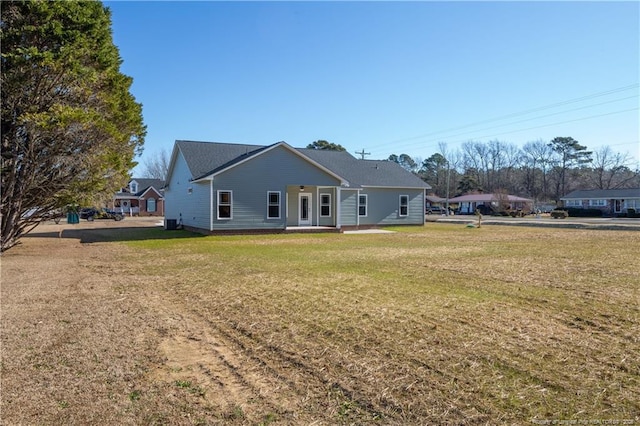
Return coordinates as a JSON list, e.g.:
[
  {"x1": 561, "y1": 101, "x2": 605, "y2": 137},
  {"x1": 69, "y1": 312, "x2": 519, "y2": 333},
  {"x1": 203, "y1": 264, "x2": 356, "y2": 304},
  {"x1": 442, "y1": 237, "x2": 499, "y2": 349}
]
[
  {"x1": 176, "y1": 140, "x2": 268, "y2": 180},
  {"x1": 174, "y1": 140, "x2": 430, "y2": 189},
  {"x1": 561, "y1": 188, "x2": 640, "y2": 199},
  {"x1": 298, "y1": 148, "x2": 430, "y2": 189},
  {"x1": 131, "y1": 178, "x2": 165, "y2": 196}
]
